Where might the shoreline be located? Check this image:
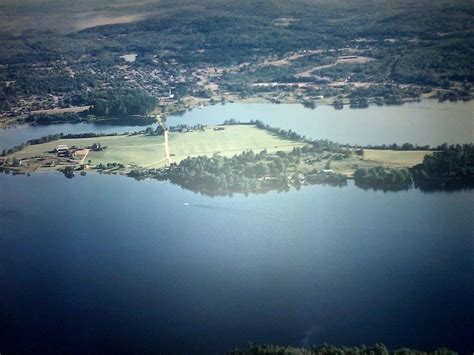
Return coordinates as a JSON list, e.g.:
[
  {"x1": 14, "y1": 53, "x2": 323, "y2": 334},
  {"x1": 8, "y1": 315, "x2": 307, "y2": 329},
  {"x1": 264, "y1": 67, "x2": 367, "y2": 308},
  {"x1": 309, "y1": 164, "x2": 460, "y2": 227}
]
[
  {"x1": 3, "y1": 122, "x2": 470, "y2": 195},
  {"x1": 4, "y1": 164, "x2": 472, "y2": 197},
  {"x1": 1, "y1": 97, "x2": 472, "y2": 132}
]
